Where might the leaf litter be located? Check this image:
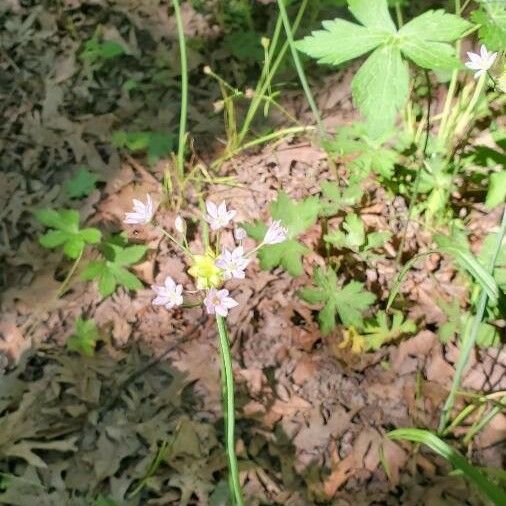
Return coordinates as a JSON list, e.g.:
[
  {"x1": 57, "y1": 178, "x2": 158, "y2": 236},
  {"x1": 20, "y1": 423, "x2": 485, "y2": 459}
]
[{"x1": 0, "y1": 1, "x2": 505, "y2": 505}]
